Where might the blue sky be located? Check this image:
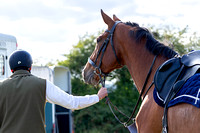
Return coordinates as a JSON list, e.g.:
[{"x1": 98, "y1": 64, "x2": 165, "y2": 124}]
[{"x1": 0, "y1": 0, "x2": 200, "y2": 65}]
